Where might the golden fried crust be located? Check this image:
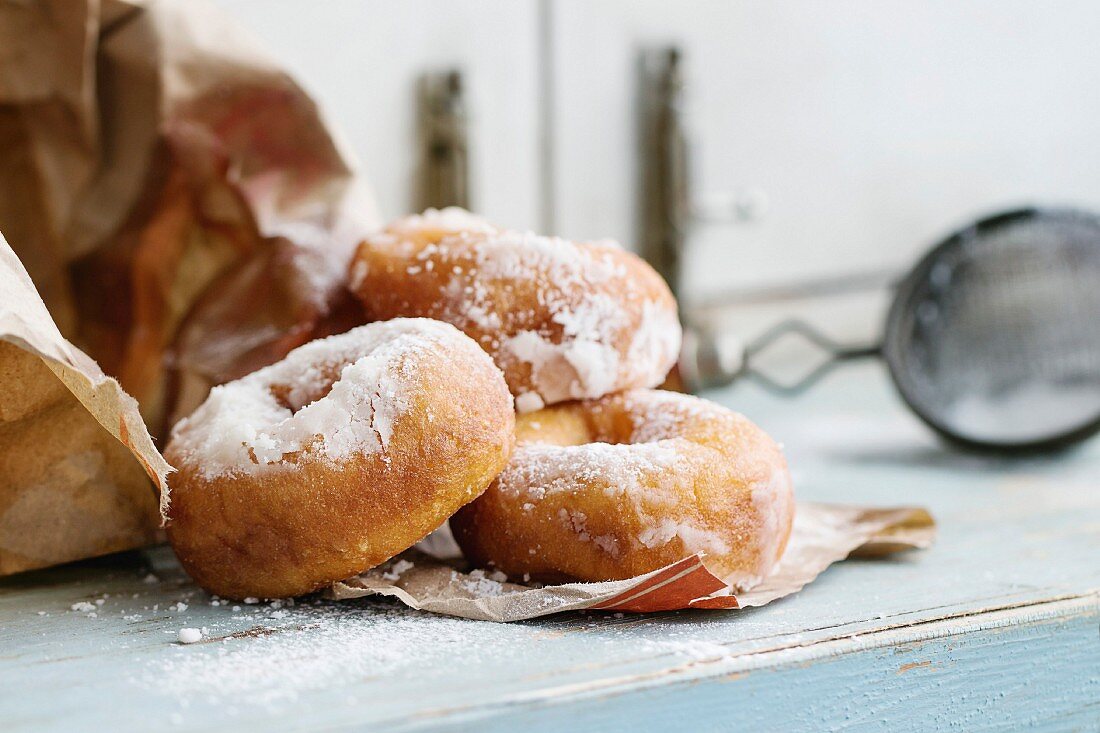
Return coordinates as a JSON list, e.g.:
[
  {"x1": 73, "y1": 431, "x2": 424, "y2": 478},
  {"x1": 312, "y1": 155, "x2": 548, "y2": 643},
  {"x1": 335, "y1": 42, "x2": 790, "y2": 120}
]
[
  {"x1": 165, "y1": 321, "x2": 515, "y2": 599},
  {"x1": 348, "y1": 209, "x2": 681, "y2": 410},
  {"x1": 450, "y1": 389, "x2": 794, "y2": 588}
]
